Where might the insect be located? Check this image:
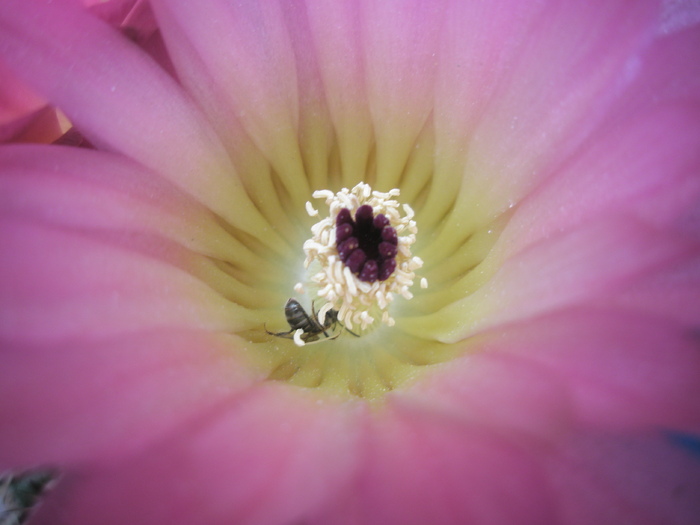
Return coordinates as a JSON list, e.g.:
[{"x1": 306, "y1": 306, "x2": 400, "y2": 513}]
[
  {"x1": 0, "y1": 468, "x2": 57, "y2": 525},
  {"x1": 266, "y1": 298, "x2": 357, "y2": 345}
]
